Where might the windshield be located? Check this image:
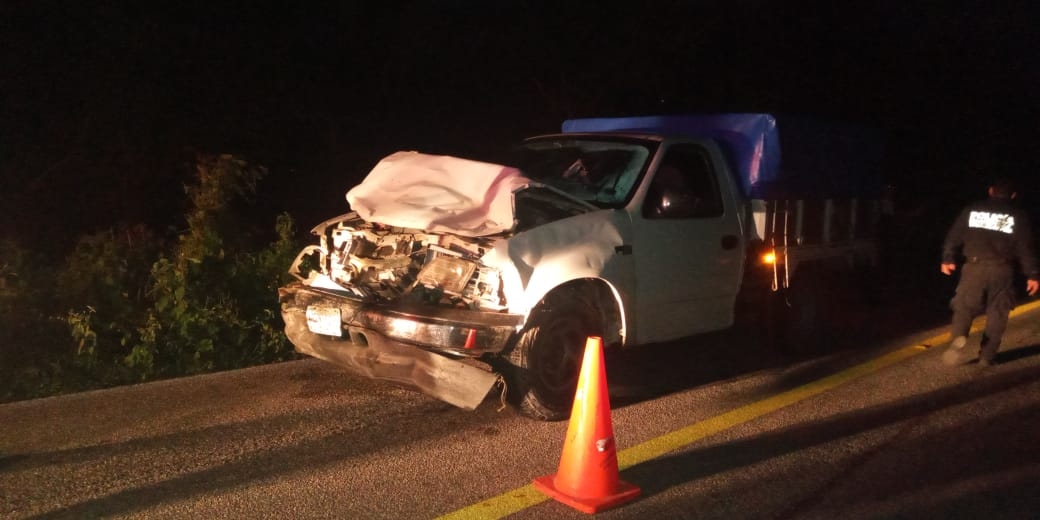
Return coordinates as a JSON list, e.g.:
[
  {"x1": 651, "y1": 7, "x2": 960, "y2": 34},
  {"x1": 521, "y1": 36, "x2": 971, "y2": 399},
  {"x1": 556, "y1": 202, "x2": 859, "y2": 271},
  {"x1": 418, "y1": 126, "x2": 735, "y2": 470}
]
[{"x1": 515, "y1": 136, "x2": 657, "y2": 208}]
